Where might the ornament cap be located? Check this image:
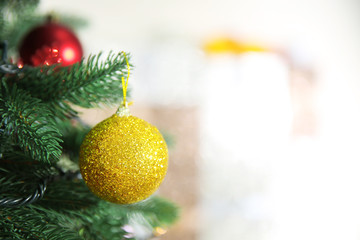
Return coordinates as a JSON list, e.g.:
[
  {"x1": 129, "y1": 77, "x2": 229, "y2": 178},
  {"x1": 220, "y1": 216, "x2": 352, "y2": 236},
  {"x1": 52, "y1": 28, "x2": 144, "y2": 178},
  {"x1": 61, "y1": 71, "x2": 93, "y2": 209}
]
[{"x1": 116, "y1": 104, "x2": 130, "y2": 117}]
